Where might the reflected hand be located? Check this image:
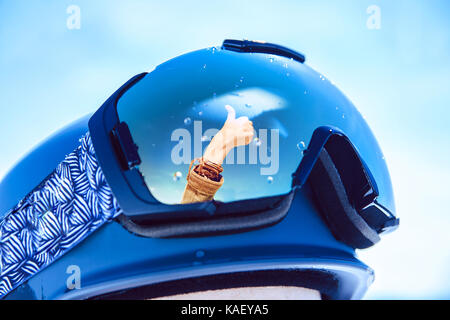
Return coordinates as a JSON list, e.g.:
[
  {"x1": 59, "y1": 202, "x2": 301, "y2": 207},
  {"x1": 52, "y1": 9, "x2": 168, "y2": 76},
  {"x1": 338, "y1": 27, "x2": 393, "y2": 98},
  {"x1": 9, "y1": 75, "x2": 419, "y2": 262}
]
[
  {"x1": 222, "y1": 104, "x2": 254, "y2": 147},
  {"x1": 203, "y1": 105, "x2": 254, "y2": 165}
]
